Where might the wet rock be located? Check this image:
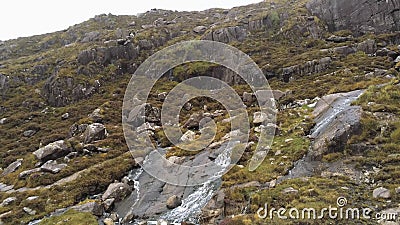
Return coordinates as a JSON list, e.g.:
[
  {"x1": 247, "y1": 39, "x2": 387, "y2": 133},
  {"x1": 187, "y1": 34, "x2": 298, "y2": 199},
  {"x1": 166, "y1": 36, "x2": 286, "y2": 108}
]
[
  {"x1": 71, "y1": 201, "x2": 104, "y2": 216},
  {"x1": 310, "y1": 90, "x2": 364, "y2": 159},
  {"x1": 282, "y1": 187, "x2": 299, "y2": 194},
  {"x1": 40, "y1": 160, "x2": 67, "y2": 173},
  {"x1": 33, "y1": 140, "x2": 71, "y2": 161},
  {"x1": 1, "y1": 159, "x2": 23, "y2": 176},
  {"x1": 0, "y1": 197, "x2": 16, "y2": 207},
  {"x1": 23, "y1": 207, "x2": 36, "y2": 215},
  {"x1": 373, "y1": 187, "x2": 391, "y2": 199},
  {"x1": 193, "y1": 26, "x2": 207, "y2": 34},
  {"x1": 166, "y1": 195, "x2": 182, "y2": 209},
  {"x1": 306, "y1": 0, "x2": 400, "y2": 35},
  {"x1": 102, "y1": 182, "x2": 132, "y2": 202},
  {"x1": 82, "y1": 123, "x2": 108, "y2": 144},
  {"x1": 23, "y1": 130, "x2": 36, "y2": 137}
]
